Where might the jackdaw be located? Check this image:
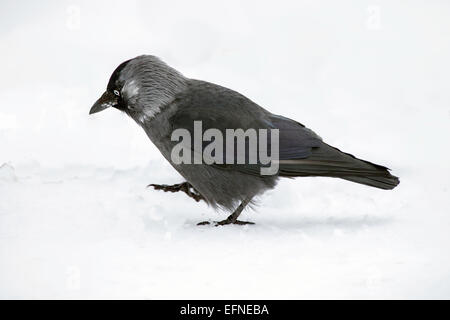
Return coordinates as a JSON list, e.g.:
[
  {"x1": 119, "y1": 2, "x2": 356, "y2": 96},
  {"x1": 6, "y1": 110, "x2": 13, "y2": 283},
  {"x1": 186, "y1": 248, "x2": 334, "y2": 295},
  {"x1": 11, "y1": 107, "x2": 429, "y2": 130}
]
[{"x1": 90, "y1": 55, "x2": 399, "y2": 226}]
